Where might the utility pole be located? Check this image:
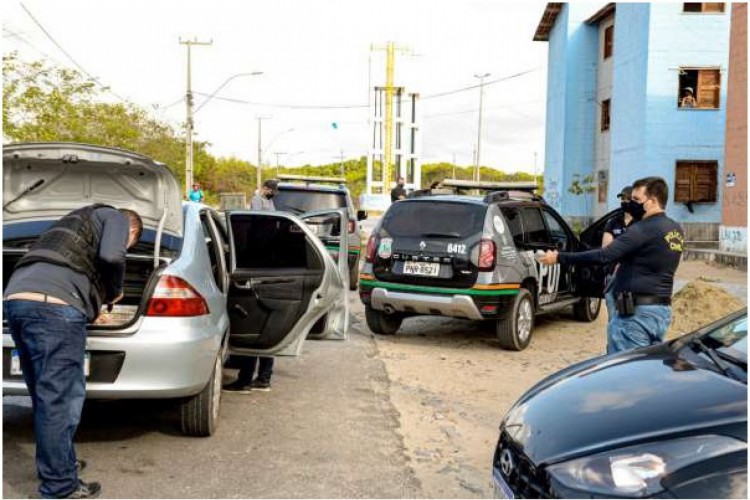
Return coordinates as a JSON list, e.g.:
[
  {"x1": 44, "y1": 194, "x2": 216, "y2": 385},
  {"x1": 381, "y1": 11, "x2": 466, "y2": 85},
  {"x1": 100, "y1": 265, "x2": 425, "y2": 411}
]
[
  {"x1": 179, "y1": 37, "x2": 212, "y2": 198},
  {"x1": 339, "y1": 150, "x2": 345, "y2": 178},
  {"x1": 256, "y1": 116, "x2": 269, "y2": 192},
  {"x1": 533, "y1": 151, "x2": 539, "y2": 187},
  {"x1": 474, "y1": 72, "x2": 490, "y2": 182},
  {"x1": 452, "y1": 152, "x2": 457, "y2": 180},
  {"x1": 274, "y1": 151, "x2": 287, "y2": 177}
]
